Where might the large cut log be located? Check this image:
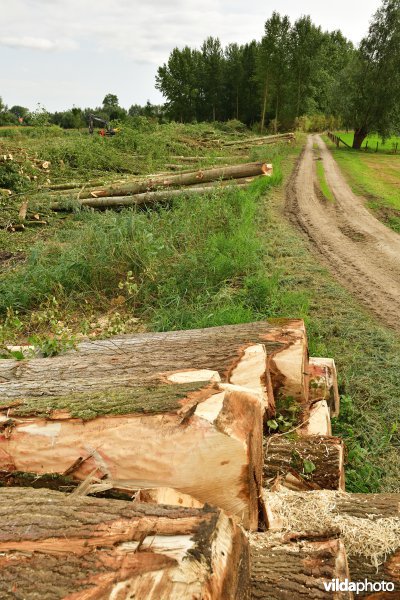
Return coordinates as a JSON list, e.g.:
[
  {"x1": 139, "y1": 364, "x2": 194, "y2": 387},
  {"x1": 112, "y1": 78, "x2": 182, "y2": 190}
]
[
  {"x1": 263, "y1": 489, "x2": 400, "y2": 596},
  {"x1": 0, "y1": 380, "x2": 263, "y2": 529},
  {"x1": 0, "y1": 487, "x2": 250, "y2": 599},
  {"x1": 50, "y1": 180, "x2": 253, "y2": 211},
  {"x1": 73, "y1": 161, "x2": 272, "y2": 199},
  {"x1": 264, "y1": 435, "x2": 345, "y2": 491},
  {"x1": 250, "y1": 531, "x2": 351, "y2": 599},
  {"x1": 0, "y1": 320, "x2": 309, "y2": 412}
]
